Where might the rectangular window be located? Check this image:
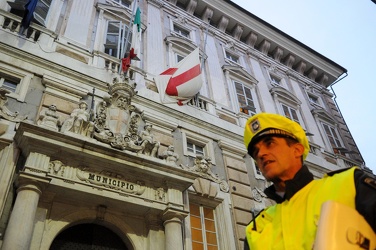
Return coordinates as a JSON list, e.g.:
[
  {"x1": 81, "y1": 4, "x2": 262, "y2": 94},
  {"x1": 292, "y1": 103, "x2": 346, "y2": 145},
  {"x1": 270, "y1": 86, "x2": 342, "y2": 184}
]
[
  {"x1": 0, "y1": 74, "x2": 20, "y2": 93},
  {"x1": 235, "y1": 81, "x2": 256, "y2": 115},
  {"x1": 308, "y1": 94, "x2": 318, "y2": 104},
  {"x1": 187, "y1": 142, "x2": 204, "y2": 156},
  {"x1": 322, "y1": 123, "x2": 342, "y2": 152},
  {"x1": 190, "y1": 203, "x2": 218, "y2": 250},
  {"x1": 182, "y1": 130, "x2": 216, "y2": 164},
  {"x1": 0, "y1": 65, "x2": 32, "y2": 102},
  {"x1": 0, "y1": 79, "x2": 19, "y2": 93},
  {"x1": 104, "y1": 21, "x2": 132, "y2": 59},
  {"x1": 282, "y1": 104, "x2": 300, "y2": 124},
  {"x1": 270, "y1": 75, "x2": 281, "y2": 85},
  {"x1": 8, "y1": 0, "x2": 52, "y2": 26},
  {"x1": 173, "y1": 25, "x2": 190, "y2": 38},
  {"x1": 225, "y1": 51, "x2": 239, "y2": 63},
  {"x1": 111, "y1": 0, "x2": 130, "y2": 8},
  {"x1": 176, "y1": 53, "x2": 185, "y2": 63}
]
